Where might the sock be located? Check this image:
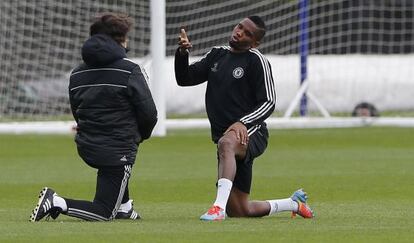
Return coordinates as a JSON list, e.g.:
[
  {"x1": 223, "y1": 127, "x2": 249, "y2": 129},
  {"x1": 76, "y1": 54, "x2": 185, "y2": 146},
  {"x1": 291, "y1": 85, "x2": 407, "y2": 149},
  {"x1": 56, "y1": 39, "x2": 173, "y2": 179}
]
[
  {"x1": 213, "y1": 178, "x2": 233, "y2": 210},
  {"x1": 266, "y1": 198, "x2": 298, "y2": 215},
  {"x1": 53, "y1": 195, "x2": 68, "y2": 212},
  {"x1": 118, "y1": 200, "x2": 133, "y2": 213}
]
